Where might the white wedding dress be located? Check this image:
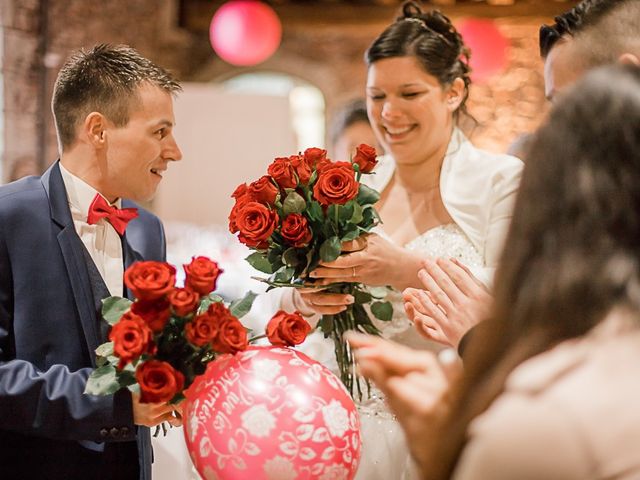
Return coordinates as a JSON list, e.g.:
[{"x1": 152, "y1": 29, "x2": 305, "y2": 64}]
[
  {"x1": 272, "y1": 130, "x2": 521, "y2": 479},
  {"x1": 353, "y1": 223, "x2": 484, "y2": 480}
]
